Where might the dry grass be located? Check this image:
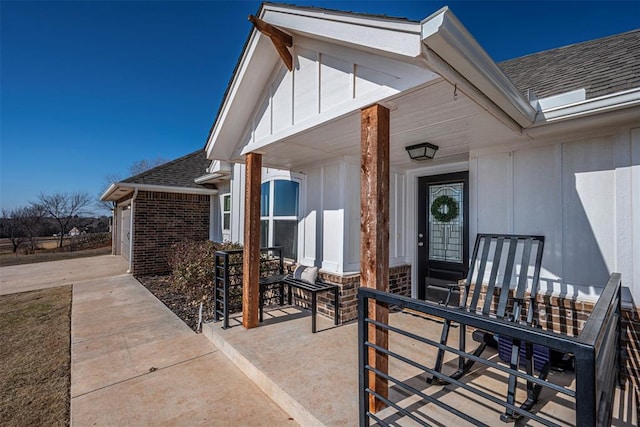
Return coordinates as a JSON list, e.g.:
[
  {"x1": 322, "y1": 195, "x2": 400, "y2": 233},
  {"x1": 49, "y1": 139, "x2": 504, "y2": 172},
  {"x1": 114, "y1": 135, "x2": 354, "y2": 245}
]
[
  {"x1": 0, "y1": 247, "x2": 111, "y2": 267},
  {"x1": 0, "y1": 286, "x2": 72, "y2": 427}
]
